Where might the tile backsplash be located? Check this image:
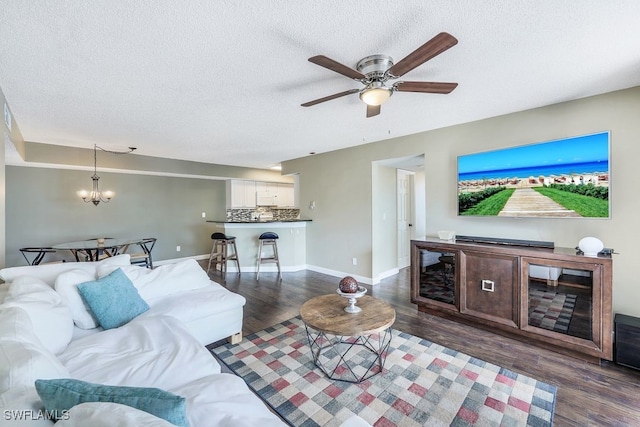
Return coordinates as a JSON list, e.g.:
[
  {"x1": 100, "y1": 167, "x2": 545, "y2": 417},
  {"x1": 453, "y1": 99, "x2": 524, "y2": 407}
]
[{"x1": 226, "y1": 207, "x2": 300, "y2": 222}]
